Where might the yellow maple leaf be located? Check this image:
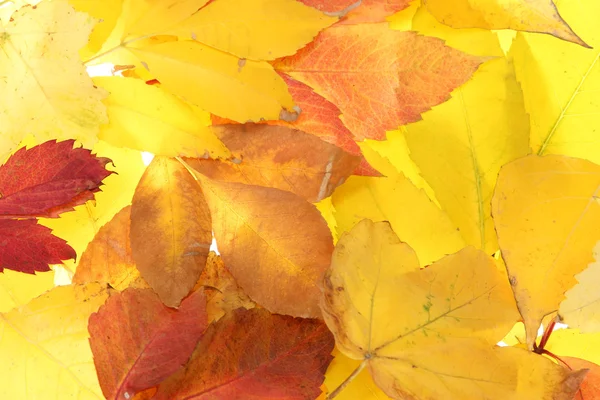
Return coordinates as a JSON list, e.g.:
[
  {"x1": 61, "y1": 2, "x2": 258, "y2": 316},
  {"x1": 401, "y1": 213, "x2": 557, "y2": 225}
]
[
  {"x1": 492, "y1": 154, "x2": 600, "y2": 348},
  {"x1": 0, "y1": 283, "x2": 110, "y2": 399},
  {"x1": 423, "y1": 0, "x2": 587, "y2": 46},
  {"x1": 322, "y1": 219, "x2": 583, "y2": 399},
  {"x1": 94, "y1": 76, "x2": 229, "y2": 158},
  {"x1": 510, "y1": 0, "x2": 600, "y2": 163},
  {"x1": 0, "y1": 0, "x2": 107, "y2": 160}
]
